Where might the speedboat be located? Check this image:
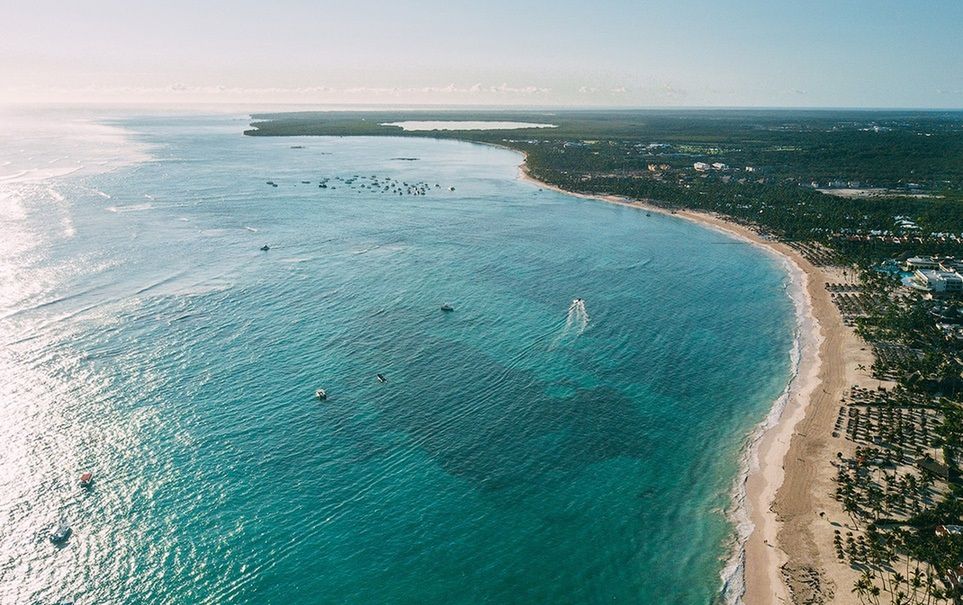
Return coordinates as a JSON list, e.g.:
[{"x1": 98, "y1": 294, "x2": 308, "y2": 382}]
[
  {"x1": 440, "y1": 303, "x2": 454, "y2": 312},
  {"x1": 260, "y1": 245, "x2": 270, "y2": 251},
  {"x1": 377, "y1": 374, "x2": 387, "y2": 383},
  {"x1": 49, "y1": 524, "x2": 72, "y2": 544},
  {"x1": 315, "y1": 389, "x2": 327, "y2": 400},
  {"x1": 79, "y1": 472, "x2": 93, "y2": 488}
]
